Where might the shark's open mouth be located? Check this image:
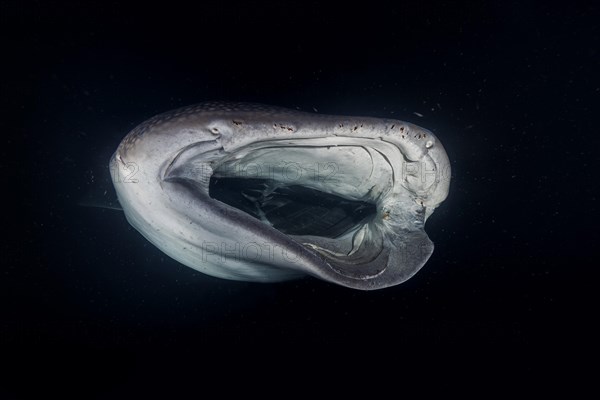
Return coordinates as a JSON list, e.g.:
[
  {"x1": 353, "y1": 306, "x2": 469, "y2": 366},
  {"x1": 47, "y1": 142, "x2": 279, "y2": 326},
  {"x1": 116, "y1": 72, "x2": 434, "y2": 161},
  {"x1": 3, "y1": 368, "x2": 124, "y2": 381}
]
[{"x1": 196, "y1": 137, "x2": 431, "y2": 281}]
